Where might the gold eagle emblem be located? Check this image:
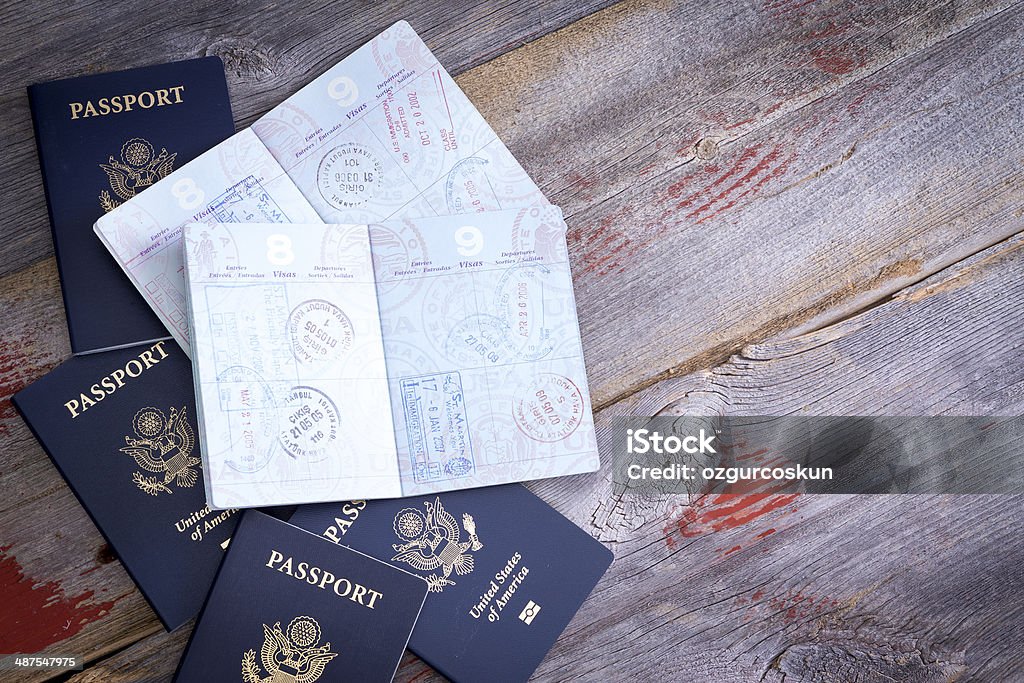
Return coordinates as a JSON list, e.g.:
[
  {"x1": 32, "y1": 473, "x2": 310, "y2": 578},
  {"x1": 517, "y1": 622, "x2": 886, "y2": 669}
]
[
  {"x1": 99, "y1": 137, "x2": 176, "y2": 212},
  {"x1": 391, "y1": 497, "x2": 483, "y2": 592},
  {"x1": 242, "y1": 615, "x2": 337, "y2": 683},
  {"x1": 121, "y1": 406, "x2": 200, "y2": 496}
]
